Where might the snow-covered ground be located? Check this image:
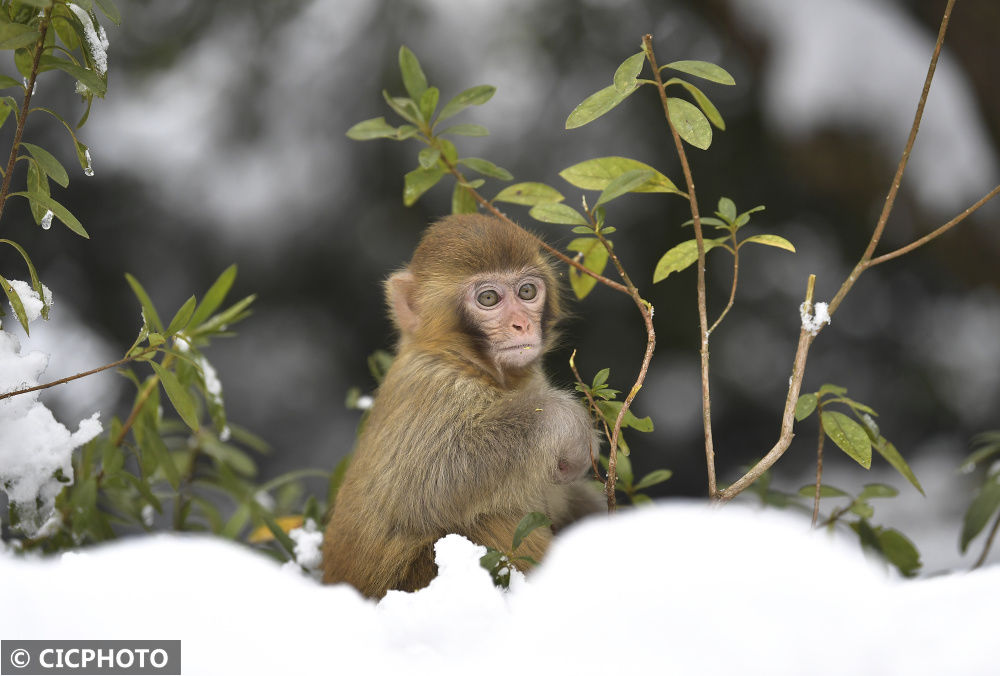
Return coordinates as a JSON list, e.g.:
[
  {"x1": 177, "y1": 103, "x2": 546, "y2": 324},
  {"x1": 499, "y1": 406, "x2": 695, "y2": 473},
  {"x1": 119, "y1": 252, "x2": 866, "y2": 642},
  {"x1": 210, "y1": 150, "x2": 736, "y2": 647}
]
[{"x1": 2, "y1": 503, "x2": 996, "y2": 675}]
